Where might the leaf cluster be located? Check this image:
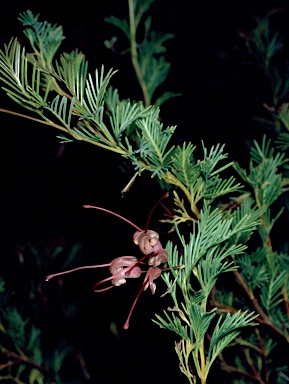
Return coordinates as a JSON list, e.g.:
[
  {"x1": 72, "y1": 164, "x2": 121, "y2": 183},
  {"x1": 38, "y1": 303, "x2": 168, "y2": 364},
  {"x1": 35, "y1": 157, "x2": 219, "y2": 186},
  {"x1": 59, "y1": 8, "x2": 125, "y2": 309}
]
[
  {"x1": 154, "y1": 200, "x2": 259, "y2": 382},
  {"x1": 241, "y1": 14, "x2": 289, "y2": 107},
  {"x1": 0, "y1": 243, "x2": 87, "y2": 384},
  {"x1": 105, "y1": 0, "x2": 180, "y2": 106},
  {"x1": 214, "y1": 137, "x2": 289, "y2": 381},
  {"x1": 162, "y1": 142, "x2": 242, "y2": 225},
  {"x1": 0, "y1": 10, "x2": 182, "y2": 182},
  {"x1": 2, "y1": 8, "x2": 289, "y2": 384},
  {"x1": 234, "y1": 136, "x2": 288, "y2": 209}
]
